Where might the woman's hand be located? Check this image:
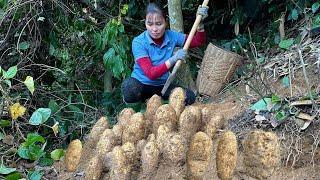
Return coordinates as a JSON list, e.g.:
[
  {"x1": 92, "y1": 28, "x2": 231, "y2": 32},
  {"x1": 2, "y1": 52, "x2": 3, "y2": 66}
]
[
  {"x1": 197, "y1": 5, "x2": 209, "y2": 31},
  {"x1": 197, "y1": 5, "x2": 209, "y2": 20},
  {"x1": 167, "y1": 49, "x2": 188, "y2": 67}
]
